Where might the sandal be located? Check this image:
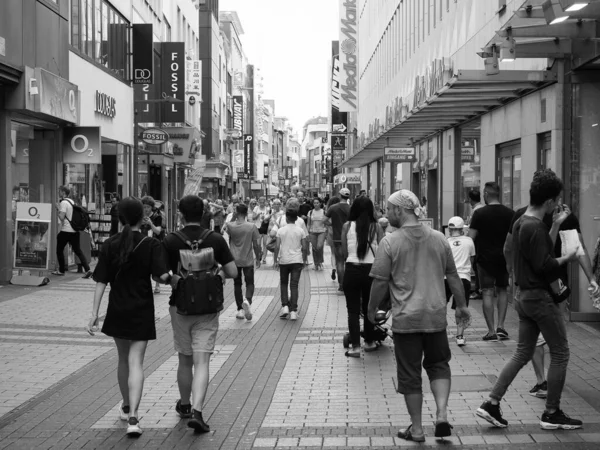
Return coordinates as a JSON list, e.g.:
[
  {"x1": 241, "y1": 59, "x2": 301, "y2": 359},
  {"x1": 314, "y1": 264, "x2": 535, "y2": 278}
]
[
  {"x1": 344, "y1": 349, "x2": 360, "y2": 358},
  {"x1": 397, "y1": 424, "x2": 425, "y2": 442},
  {"x1": 434, "y1": 420, "x2": 453, "y2": 438}
]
